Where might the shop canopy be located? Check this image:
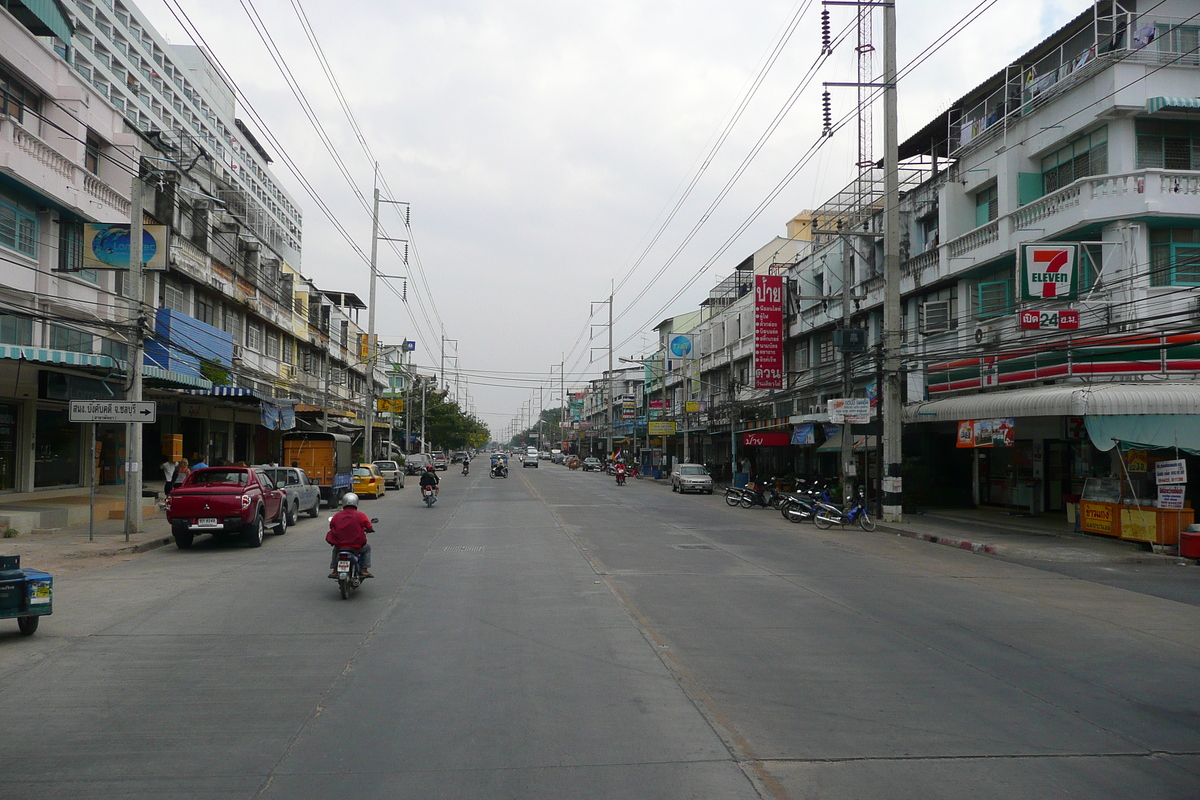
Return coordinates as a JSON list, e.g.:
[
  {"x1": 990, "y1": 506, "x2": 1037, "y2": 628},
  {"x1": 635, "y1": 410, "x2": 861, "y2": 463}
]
[
  {"x1": 1146, "y1": 96, "x2": 1200, "y2": 114},
  {"x1": 1085, "y1": 416, "x2": 1200, "y2": 456},
  {"x1": 186, "y1": 387, "x2": 298, "y2": 430},
  {"x1": 816, "y1": 432, "x2": 877, "y2": 453},
  {"x1": 904, "y1": 383, "x2": 1200, "y2": 422}
]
